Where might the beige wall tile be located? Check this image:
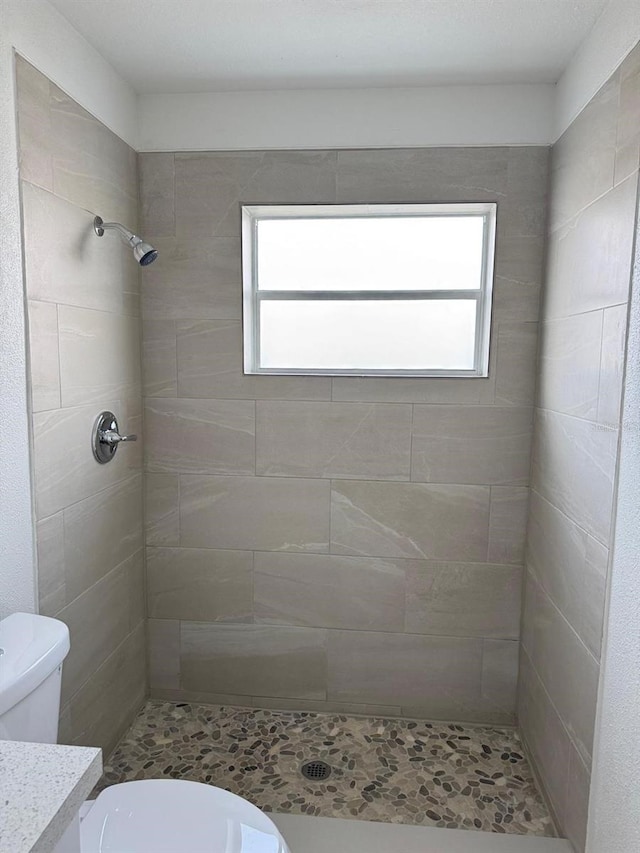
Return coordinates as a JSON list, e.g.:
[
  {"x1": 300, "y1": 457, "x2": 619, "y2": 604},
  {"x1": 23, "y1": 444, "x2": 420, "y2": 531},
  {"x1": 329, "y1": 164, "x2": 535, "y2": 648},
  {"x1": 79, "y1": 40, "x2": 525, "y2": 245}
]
[
  {"x1": 494, "y1": 322, "x2": 538, "y2": 406},
  {"x1": 58, "y1": 305, "x2": 141, "y2": 407},
  {"x1": 33, "y1": 399, "x2": 141, "y2": 520},
  {"x1": 488, "y1": 486, "x2": 528, "y2": 564},
  {"x1": 597, "y1": 303, "x2": 628, "y2": 427},
  {"x1": 327, "y1": 630, "x2": 482, "y2": 712},
  {"x1": 63, "y1": 475, "x2": 143, "y2": 604},
  {"x1": 148, "y1": 619, "x2": 181, "y2": 690},
  {"x1": 522, "y1": 574, "x2": 600, "y2": 766},
  {"x1": 405, "y1": 562, "x2": 521, "y2": 638},
  {"x1": 564, "y1": 745, "x2": 592, "y2": 853},
  {"x1": 544, "y1": 175, "x2": 637, "y2": 319},
  {"x1": 36, "y1": 512, "x2": 65, "y2": 616},
  {"x1": 180, "y1": 475, "x2": 330, "y2": 552},
  {"x1": 142, "y1": 236, "x2": 241, "y2": 320},
  {"x1": 142, "y1": 318, "x2": 177, "y2": 397},
  {"x1": 527, "y1": 491, "x2": 607, "y2": 658},
  {"x1": 335, "y1": 148, "x2": 508, "y2": 203},
  {"x1": 69, "y1": 622, "x2": 146, "y2": 754},
  {"x1": 176, "y1": 319, "x2": 331, "y2": 401},
  {"x1": 257, "y1": 401, "x2": 411, "y2": 480},
  {"x1": 27, "y1": 300, "x2": 60, "y2": 412},
  {"x1": 49, "y1": 83, "x2": 138, "y2": 225},
  {"x1": 331, "y1": 375, "x2": 496, "y2": 405},
  {"x1": 614, "y1": 45, "x2": 640, "y2": 185},
  {"x1": 549, "y1": 75, "x2": 618, "y2": 231},
  {"x1": 254, "y1": 552, "x2": 405, "y2": 631},
  {"x1": 518, "y1": 650, "x2": 571, "y2": 821},
  {"x1": 59, "y1": 551, "x2": 142, "y2": 703},
  {"x1": 145, "y1": 473, "x2": 180, "y2": 546},
  {"x1": 21, "y1": 181, "x2": 139, "y2": 315},
  {"x1": 139, "y1": 153, "x2": 175, "y2": 237},
  {"x1": 175, "y1": 151, "x2": 336, "y2": 238},
  {"x1": 181, "y1": 622, "x2": 328, "y2": 700},
  {"x1": 147, "y1": 547, "x2": 253, "y2": 622},
  {"x1": 531, "y1": 409, "x2": 618, "y2": 544},
  {"x1": 481, "y1": 639, "x2": 519, "y2": 722},
  {"x1": 145, "y1": 398, "x2": 255, "y2": 475},
  {"x1": 538, "y1": 312, "x2": 603, "y2": 418},
  {"x1": 252, "y1": 697, "x2": 403, "y2": 717},
  {"x1": 15, "y1": 56, "x2": 53, "y2": 190},
  {"x1": 330, "y1": 480, "x2": 490, "y2": 561},
  {"x1": 492, "y1": 235, "x2": 545, "y2": 324},
  {"x1": 411, "y1": 406, "x2": 532, "y2": 485}
]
